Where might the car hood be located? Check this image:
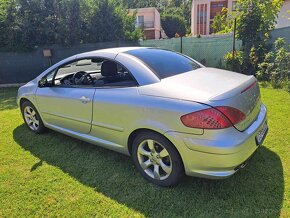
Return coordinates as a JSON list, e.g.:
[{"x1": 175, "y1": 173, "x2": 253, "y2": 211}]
[{"x1": 138, "y1": 67, "x2": 256, "y2": 103}]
